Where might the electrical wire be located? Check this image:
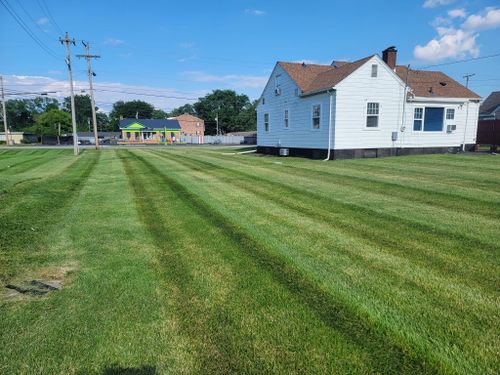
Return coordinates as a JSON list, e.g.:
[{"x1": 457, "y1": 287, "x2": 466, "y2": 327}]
[
  {"x1": 37, "y1": 0, "x2": 63, "y2": 34},
  {"x1": 0, "y1": 0, "x2": 60, "y2": 60},
  {"x1": 417, "y1": 53, "x2": 500, "y2": 69}
]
